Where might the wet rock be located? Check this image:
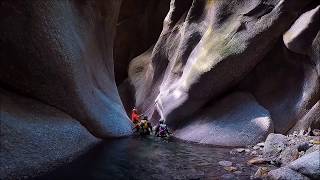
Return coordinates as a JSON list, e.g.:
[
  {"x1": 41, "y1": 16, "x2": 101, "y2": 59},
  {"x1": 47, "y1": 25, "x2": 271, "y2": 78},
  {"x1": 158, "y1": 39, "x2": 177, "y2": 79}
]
[
  {"x1": 221, "y1": 174, "x2": 236, "y2": 180},
  {"x1": 254, "y1": 167, "x2": 270, "y2": 178},
  {"x1": 247, "y1": 157, "x2": 269, "y2": 166},
  {"x1": 278, "y1": 146, "x2": 299, "y2": 166},
  {"x1": 236, "y1": 148, "x2": 246, "y2": 153},
  {"x1": 263, "y1": 133, "x2": 288, "y2": 158},
  {"x1": 219, "y1": 161, "x2": 233, "y2": 167},
  {"x1": 289, "y1": 151, "x2": 320, "y2": 179},
  {"x1": 297, "y1": 142, "x2": 310, "y2": 152},
  {"x1": 224, "y1": 166, "x2": 238, "y2": 172},
  {"x1": 268, "y1": 167, "x2": 310, "y2": 180}
]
